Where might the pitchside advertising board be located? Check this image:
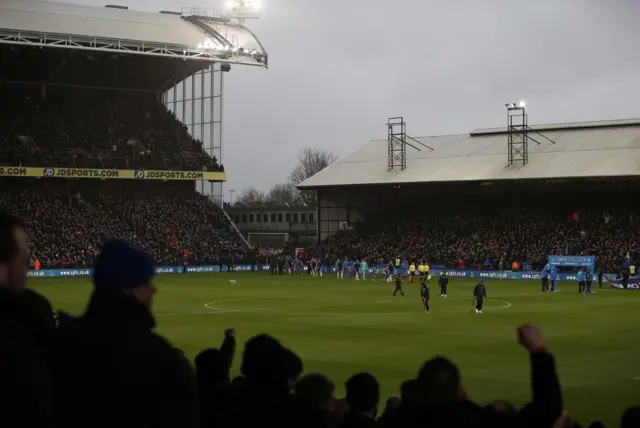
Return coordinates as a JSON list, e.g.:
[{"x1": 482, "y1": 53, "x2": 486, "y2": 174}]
[
  {"x1": 0, "y1": 166, "x2": 226, "y2": 181},
  {"x1": 27, "y1": 265, "x2": 633, "y2": 285}
]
